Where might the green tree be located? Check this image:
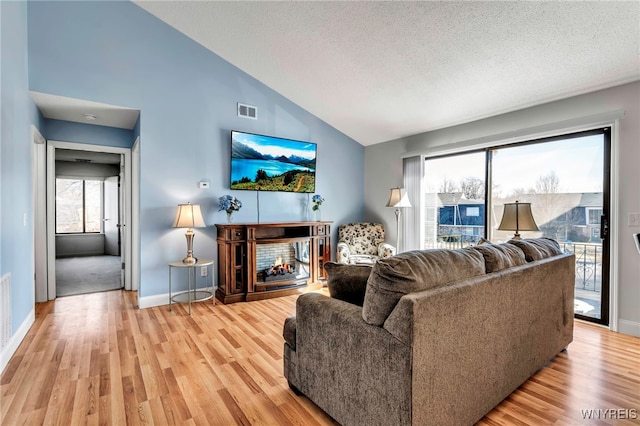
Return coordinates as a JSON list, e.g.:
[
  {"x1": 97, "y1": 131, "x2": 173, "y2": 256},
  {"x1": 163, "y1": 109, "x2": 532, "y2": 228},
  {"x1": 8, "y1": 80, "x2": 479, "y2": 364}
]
[{"x1": 256, "y1": 169, "x2": 268, "y2": 182}]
